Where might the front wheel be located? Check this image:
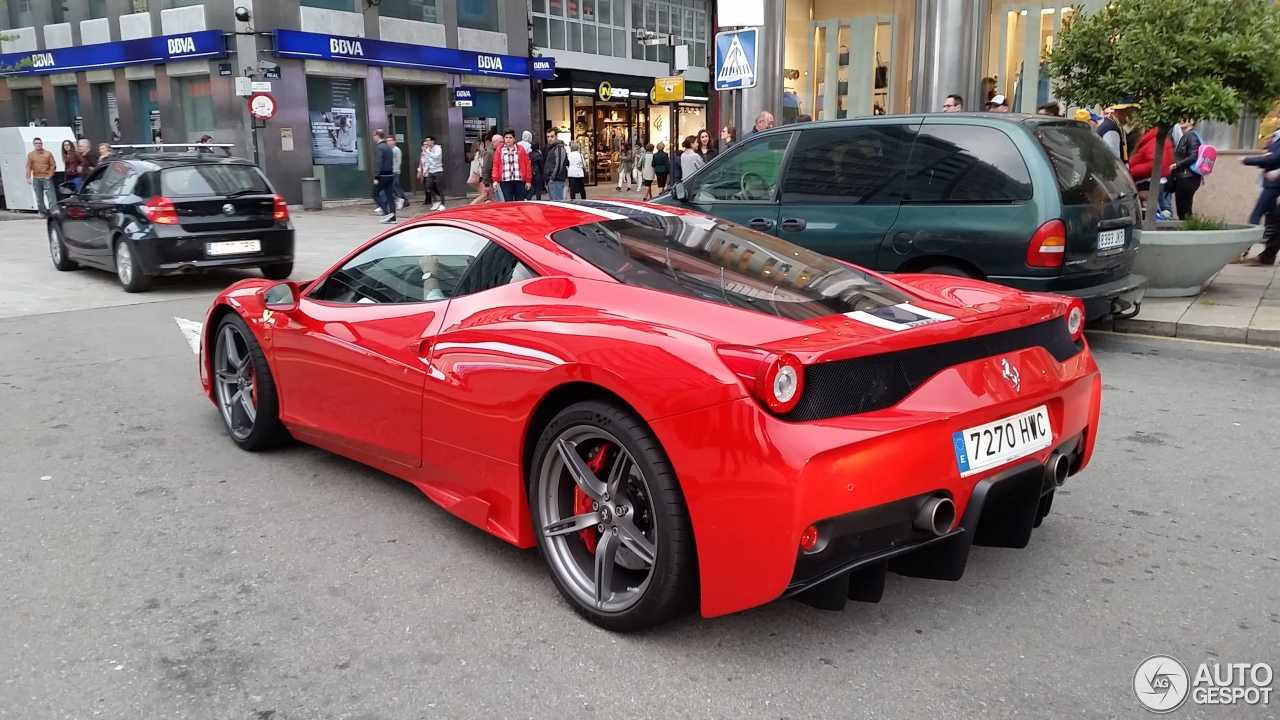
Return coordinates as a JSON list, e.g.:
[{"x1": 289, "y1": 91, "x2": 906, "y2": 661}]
[
  {"x1": 529, "y1": 400, "x2": 698, "y2": 632},
  {"x1": 48, "y1": 224, "x2": 77, "y2": 271},
  {"x1": 261, "y1": 262, "x2": 293, "y2": 280},
  {"x1": 114, "y1": 240, "x2": 152, "y2": 292},
  {"x1": 212, "y1": 314, "x2": 291, "y2": 451}
]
